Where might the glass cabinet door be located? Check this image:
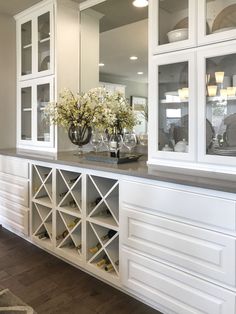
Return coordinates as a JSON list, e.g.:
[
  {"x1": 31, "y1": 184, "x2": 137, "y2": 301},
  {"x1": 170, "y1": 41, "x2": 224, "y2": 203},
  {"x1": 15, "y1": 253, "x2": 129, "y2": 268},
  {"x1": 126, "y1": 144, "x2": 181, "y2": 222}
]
[
  {"x1": 198, "y1": 42, "x2": 236, "y2": 165},
  {"x1": 149, "y1": 51, "x2": 196, "y2": 162},
  {"x1": 21, "y1": 21, "x2": 32, "y2": 76},
  {"x1": 37, "y1": 12, "x2": 51, "y2": 73},
  {"x1": 21, "y1": 87, "x2": 32, "y2": 141},
  {"x1": 37, "y1": 83, "x2": 50, "y2": 142},
  {"x1": 158, "y1": 62, "x2": 189, "y2": 153},
  {"x1": 198, "y1": 0, "x2": 236, "y2": 45},
  {"x1": 150, "y1": 0, "x2": 196, "y2": 54}
]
